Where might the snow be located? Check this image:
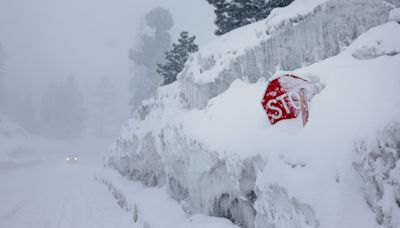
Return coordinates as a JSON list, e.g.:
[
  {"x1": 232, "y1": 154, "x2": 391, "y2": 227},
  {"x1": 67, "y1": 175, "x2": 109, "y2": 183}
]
[
  {"x1": 265, "y1": 0, "x2": 329, "y2": 33},
  {"x1": 0, "y1": 119, "x2": 240, "y2": 228},
  {"x1": 97, "y1": 168, "x2": 241, "y2": 228},
  {"x1": 96, "y1": 168, "x2": 187, "y2": 228},
  {"x1": 0, "y1": 115, "x2": 27, "y2": 138},
  {"x1": 3, "y1": 0, "x2": 399, "y2": 227},
  {"x1": 179, "y1": 0, "x2": 392, "y2": 109},
  {"x1": 388, "y1": 7, "x2": 400, "y2": 22},
  {"x1": 180, "y1": 0, "x2": 330, "y2": 85},
  {"x1": 109, "y1": 19, "x2": 400, "y2": 228},
  {"x1": 180, "y1": 79, "x2": 269, "y2": 155},
  {"x1": 353, "y1": 122, "x2": 400, "y2": 227},
  {"x1": 252, "y1": 23, "x2": 400, "y2": 227},
  {"x1": 178, "y1": 214, "x2": 240, "y2": 228},
  {"x1": 349, "y1": 21, "x2": 400, "y2": 59},
  {"x1": 0, "y1": 136, "x2": 134, "y2": 228},
  {"x1": 180, "y1": 30, "x2": 400, "y2": 159}
]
